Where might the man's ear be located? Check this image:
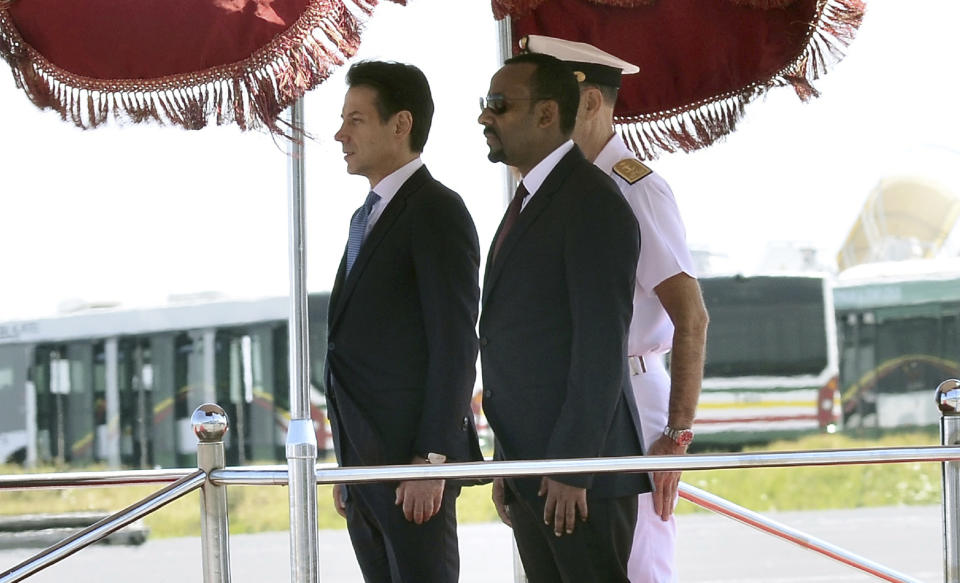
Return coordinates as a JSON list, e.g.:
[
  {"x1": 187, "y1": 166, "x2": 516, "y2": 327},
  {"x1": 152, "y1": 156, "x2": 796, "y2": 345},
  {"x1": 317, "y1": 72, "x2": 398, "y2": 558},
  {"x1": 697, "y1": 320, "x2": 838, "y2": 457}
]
[
  {"x1": 580, "y1": 87, "x2": 604, "y2": 121},
  {"x1": 393, "y1": 110, "x2": 413, "y2": 139},
  {"x1": 536, "y1": 100, "x2": 559, "y2": 130}
]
